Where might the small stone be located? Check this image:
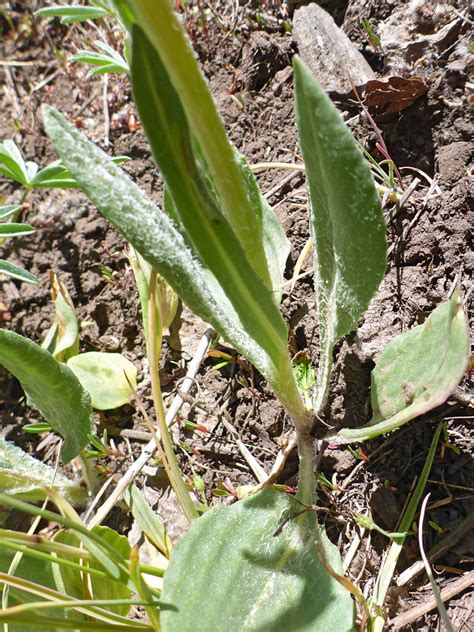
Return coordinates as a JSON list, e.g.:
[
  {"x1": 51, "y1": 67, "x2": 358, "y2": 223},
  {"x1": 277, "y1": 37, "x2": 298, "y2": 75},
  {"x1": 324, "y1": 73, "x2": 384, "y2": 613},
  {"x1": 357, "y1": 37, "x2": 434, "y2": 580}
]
[{"x1": 292, "y1": 3, "x2": 375, "y2": 95}]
